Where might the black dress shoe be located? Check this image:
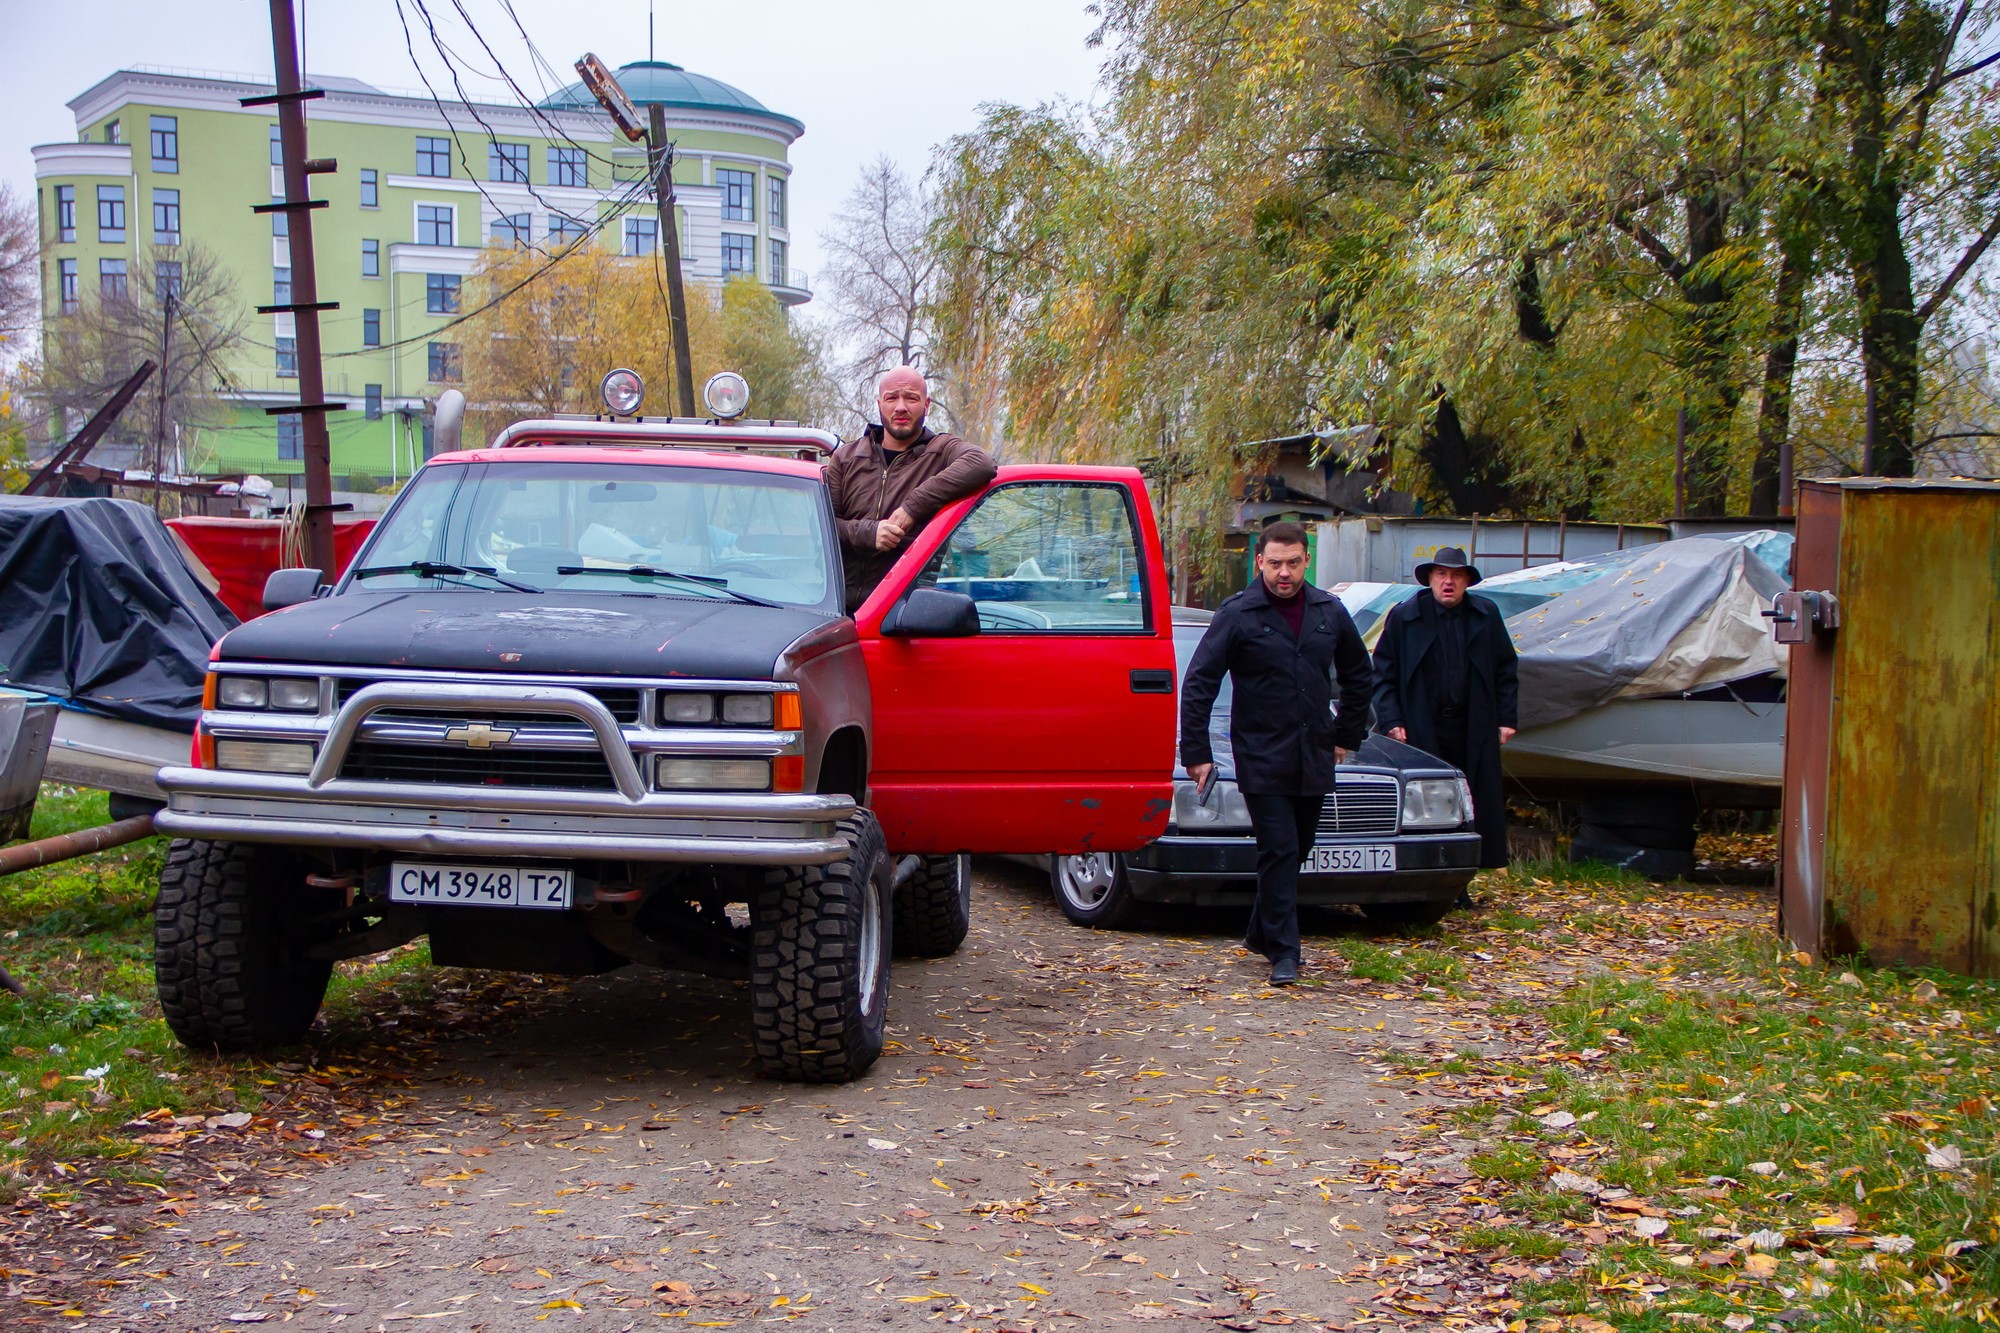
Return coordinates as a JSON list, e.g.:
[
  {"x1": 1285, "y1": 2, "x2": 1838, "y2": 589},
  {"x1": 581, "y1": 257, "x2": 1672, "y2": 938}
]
[{"x1": 1269, "y1": 958, "x2": 1299, "y2": 986}]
